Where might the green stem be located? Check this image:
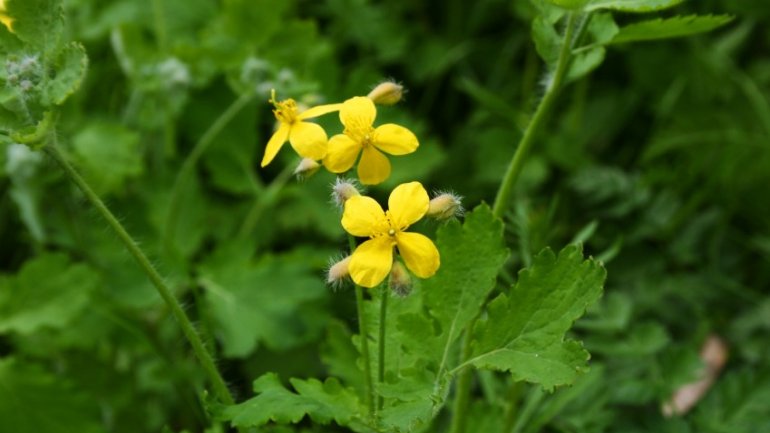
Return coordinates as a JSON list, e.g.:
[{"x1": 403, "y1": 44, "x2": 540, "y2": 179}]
[
  {"x1": 238, "y1": 164, "x2": 293, "y2": 237},
  {"x1": 492, "y1": 12, "x2": 579, "y2": 219},
  {"x1": 377, "y1": 286, "x2": 389, "y2": 411},
  {"x1": 164, "y1": 92, "x2": 256, "y2": 255},
  {"x1": 448, "y1": 327, "x2": 475, "y2": 433},
  {"x1": 502, "y1": 381, "x2": 524, "y2": 433},
  {"x1": 45, "y1": 143, "x2": 235, "y2": 406},
  {"x1": 350, "y1": 235, "x2": 375, "y2": 418},
  {"x1": 151, "y1": 0, "x2": 169, "y2": 52}
]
